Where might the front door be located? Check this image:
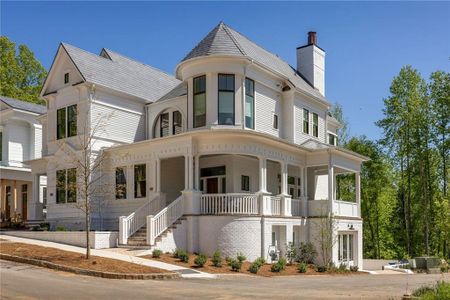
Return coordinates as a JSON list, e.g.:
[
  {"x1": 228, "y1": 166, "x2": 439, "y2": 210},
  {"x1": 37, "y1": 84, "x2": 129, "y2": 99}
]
[
  {"x1": 5, "y1": 186, "x2": 11, "y2": 220},
  {"x1": 206, "y1": 177, "x2": 219, "y2": 194}
]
